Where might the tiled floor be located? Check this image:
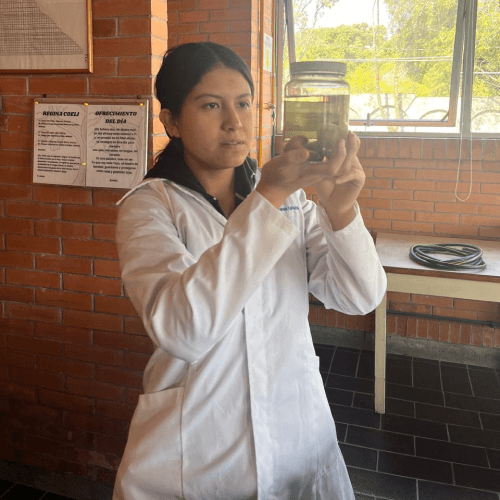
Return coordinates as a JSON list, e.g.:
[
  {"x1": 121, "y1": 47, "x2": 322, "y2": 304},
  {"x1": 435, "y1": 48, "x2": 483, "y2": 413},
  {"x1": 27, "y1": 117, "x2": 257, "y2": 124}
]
[
  {"x1": 0, "y1": 481, "x2": 74, "y2": 500},
  {"x1": 314, "y1": 342, "x2": 500, "y2": 500},
  {"x1": 3, "y1": 343, "x2": 500, "y2": 499}
]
